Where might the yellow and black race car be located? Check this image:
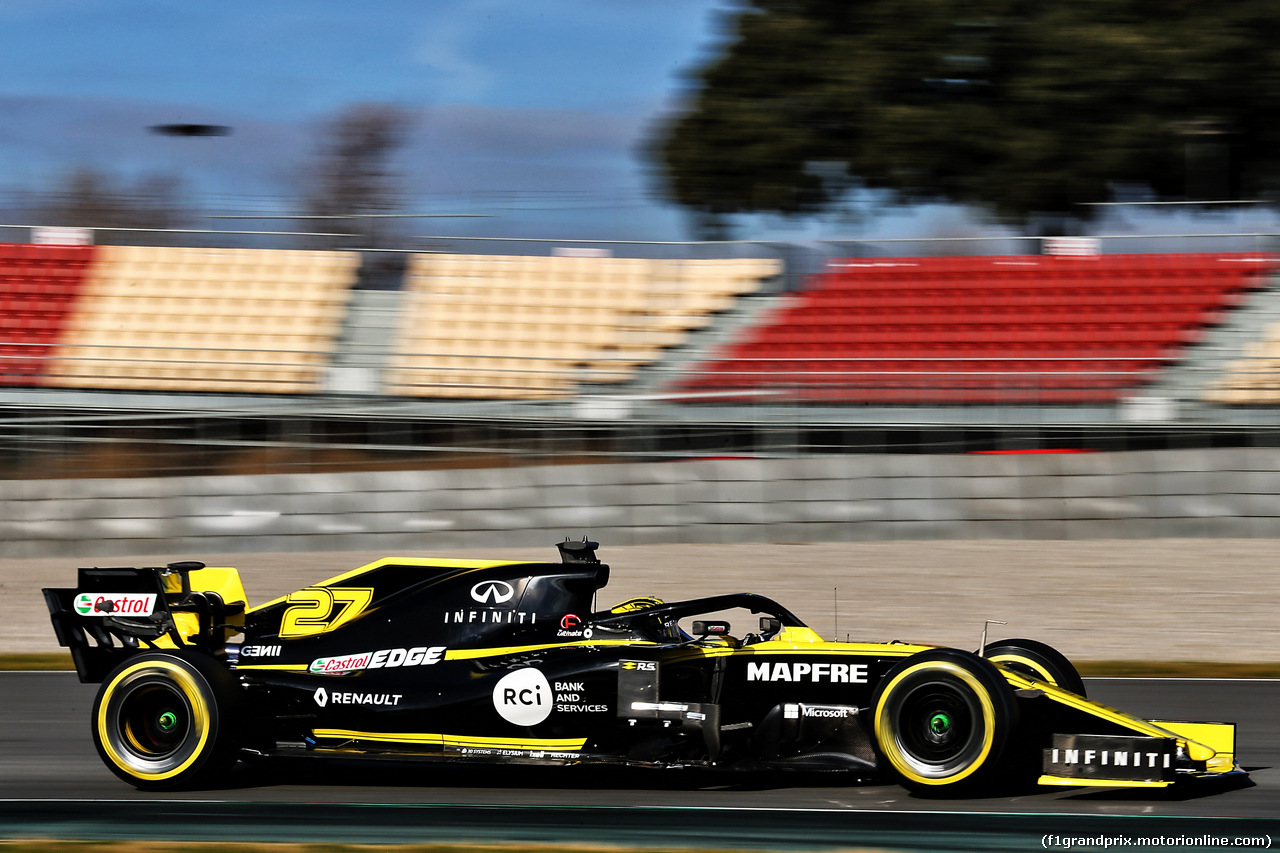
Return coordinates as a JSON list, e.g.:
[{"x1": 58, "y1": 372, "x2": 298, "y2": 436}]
[{"x1": 43, "y1": 540, "x2": 1242, "y2": 793}]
